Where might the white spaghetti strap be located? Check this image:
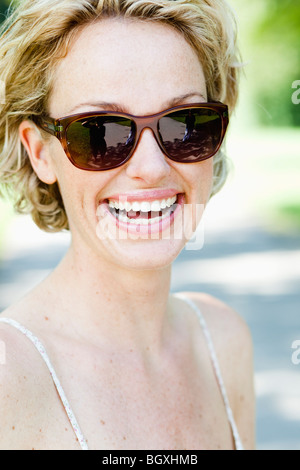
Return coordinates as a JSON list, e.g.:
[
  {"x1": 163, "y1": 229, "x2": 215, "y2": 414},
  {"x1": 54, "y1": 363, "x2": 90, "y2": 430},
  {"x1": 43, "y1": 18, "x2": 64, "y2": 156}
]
[
  {"x1": 0, "y1": 317, "x2": 89, "y2": 450},
  {"x1": 173, "y1": 294, "x2": 244, "y2": 451}
]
